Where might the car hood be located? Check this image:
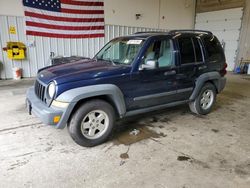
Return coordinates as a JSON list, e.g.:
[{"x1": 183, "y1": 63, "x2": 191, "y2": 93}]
[{"x1": 37, "y1": 59, "x2": 131, "y2": 85}]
